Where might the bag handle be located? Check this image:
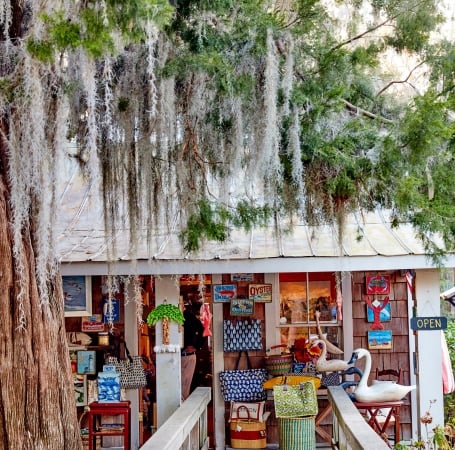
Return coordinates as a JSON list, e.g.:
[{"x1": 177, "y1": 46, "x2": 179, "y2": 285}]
[
  {"x1": 123, "y1": 340, "x2": 133, "y2": 362},
  {"x1": 234, "y1": 405, "x2": 252, "y2": 421},
  {"x1": 234, "y1": 351, "x2": 252, "y2": 371}
]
